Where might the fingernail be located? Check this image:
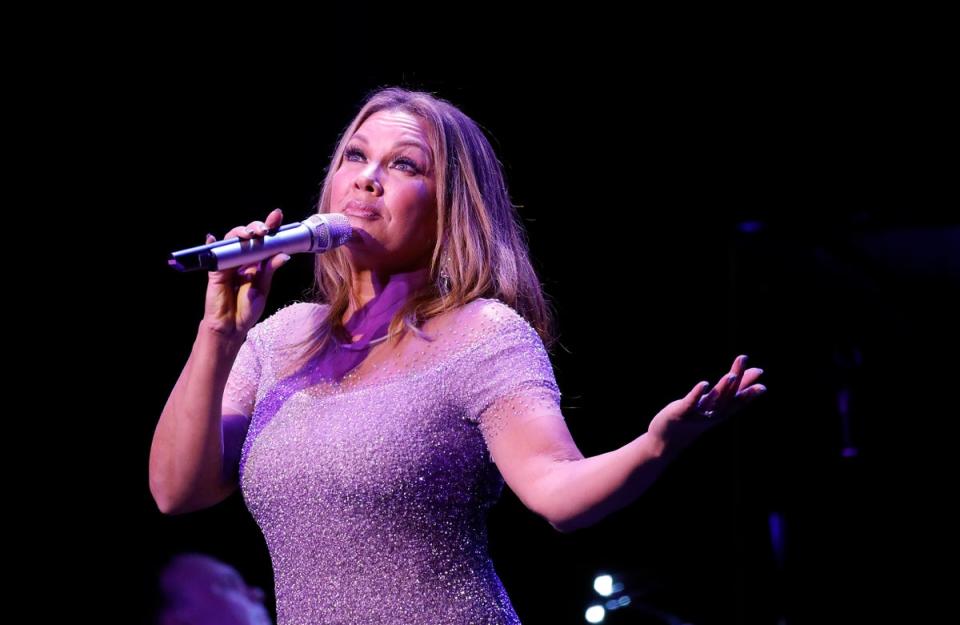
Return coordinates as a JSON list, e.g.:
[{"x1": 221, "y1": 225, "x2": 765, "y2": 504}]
[
  {"x1": 757, "y1": 385, "x2": 767, "y2": 393},
  {"x1": 728, "y1": 374, "x2": 738, "y2": 383},
  {"x1": 280, "y1": 254, "x2": 291, "y2": 264},
  {"x1": 756, "y1": 368, "x2": 764, "y2": 375}
]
